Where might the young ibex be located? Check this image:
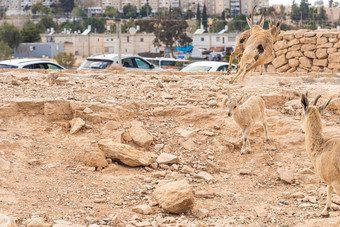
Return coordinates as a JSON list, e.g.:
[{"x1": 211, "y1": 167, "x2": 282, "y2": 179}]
[
  {"x1": 223, "y1": 91, "x2": 269, "y2": 155},
  {"x1": 230, "y1": 14, "x2": 282, "y2": 84},
  {"x1": 301, "y1": 93, "x2": 340, "y2": 217},
  {"x1": 227, "y1": 6, "x2": 265, "y2": 73}
]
